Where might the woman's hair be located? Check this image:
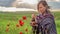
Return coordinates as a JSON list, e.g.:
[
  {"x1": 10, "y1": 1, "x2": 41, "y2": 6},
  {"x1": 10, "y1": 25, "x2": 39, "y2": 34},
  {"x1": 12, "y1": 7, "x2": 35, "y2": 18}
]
[{"x1": 37, "y1": 0, "x2": 50, "y2": 13}]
